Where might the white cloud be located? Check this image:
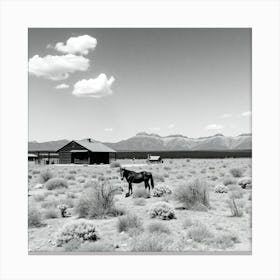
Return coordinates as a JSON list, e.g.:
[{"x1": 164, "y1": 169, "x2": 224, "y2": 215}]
[
  {"x1": 55, "y1": 35, "x2": 97, "y2": 55},
  {"x1": 168, "y1": 124, "x2": 175, "y2": 129},
  {"x1": 104, "y1": 128, "x2": 113, "y2": 132},
  {"x1": 29, "y1": 54, "x2": 90, "y2": 80},
  {"x1": 55, "y1": 83, "x2": 69, "y2": 89},
  {"x1": 241, "y1": 111, "x2": 252, "y2": 117},
  {"x1": 73, "y1": 73, "x2": 115, "y2": 98},
  {"x1": 205, "y1": 124, "x2": 224, "y2": 130},
  {"x1": 220, "y1": 113, "x2": 232, "y2": 118}
]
